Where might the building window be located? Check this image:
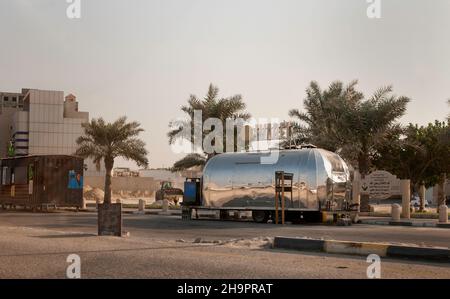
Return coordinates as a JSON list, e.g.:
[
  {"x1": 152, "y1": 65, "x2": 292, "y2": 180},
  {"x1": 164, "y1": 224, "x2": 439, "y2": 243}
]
[
  {"x1": 12, "y1": 97, "x2": 17, "y2": 102},
  {"x1": 4, "y1": 97, "x2": 8, "y2": 102},
  {"x1": 2, "y1": 167, "x2": 9, "y2": 185}
]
